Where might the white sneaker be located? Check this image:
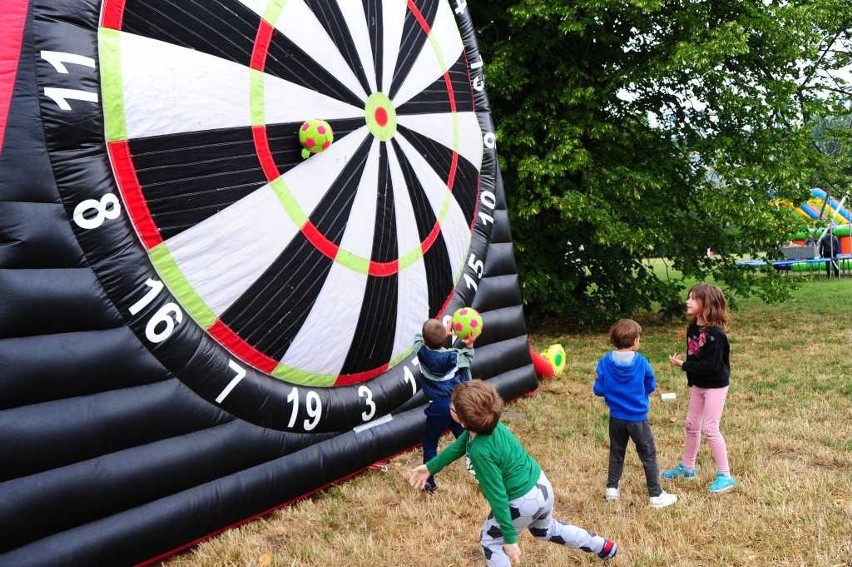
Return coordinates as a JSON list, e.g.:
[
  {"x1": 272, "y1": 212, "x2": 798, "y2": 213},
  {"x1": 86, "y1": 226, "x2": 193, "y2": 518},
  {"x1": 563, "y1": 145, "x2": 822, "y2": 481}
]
[
  {"x1": 649, "y1": 490, "x2": 678, "y2": 508},
  {"x1": 605, "y1": 487, "x2": 620, "y2": 501}
]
